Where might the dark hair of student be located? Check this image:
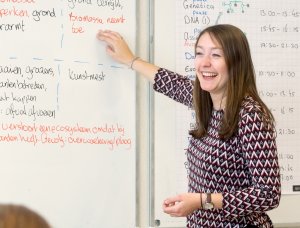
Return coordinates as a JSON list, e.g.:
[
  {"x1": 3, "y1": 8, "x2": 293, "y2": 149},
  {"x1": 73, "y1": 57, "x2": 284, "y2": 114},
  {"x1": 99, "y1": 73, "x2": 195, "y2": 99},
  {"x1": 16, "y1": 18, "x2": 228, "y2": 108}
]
[{"x1": 190, "y1": 24, "x2": 275, "y2": 139}]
